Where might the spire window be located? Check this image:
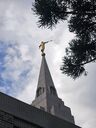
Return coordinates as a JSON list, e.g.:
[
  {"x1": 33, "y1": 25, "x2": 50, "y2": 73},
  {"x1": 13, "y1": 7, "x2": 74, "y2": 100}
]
[
  {"x1": 50, "y1": 86, "x2": 56, "y2": 95},
  {"x1": 36, "y1": 87, "x2": 44, "y2": 97}
]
